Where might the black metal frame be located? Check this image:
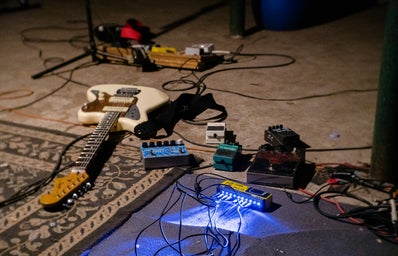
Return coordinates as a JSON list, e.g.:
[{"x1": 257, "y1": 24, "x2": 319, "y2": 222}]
[{"x1": 31, "y1": 0, "x2": 100, "y2": 79}]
